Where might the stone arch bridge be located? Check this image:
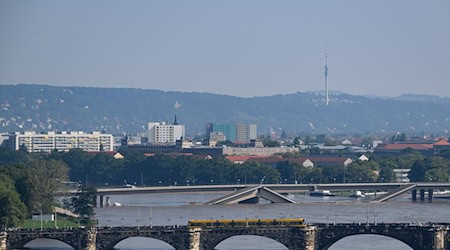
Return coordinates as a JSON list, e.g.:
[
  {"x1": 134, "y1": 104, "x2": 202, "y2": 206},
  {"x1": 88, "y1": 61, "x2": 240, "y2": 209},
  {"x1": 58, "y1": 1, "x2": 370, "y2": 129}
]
[{"x1": 1, "y1": 223, "x2": 449, "y2": 250}]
